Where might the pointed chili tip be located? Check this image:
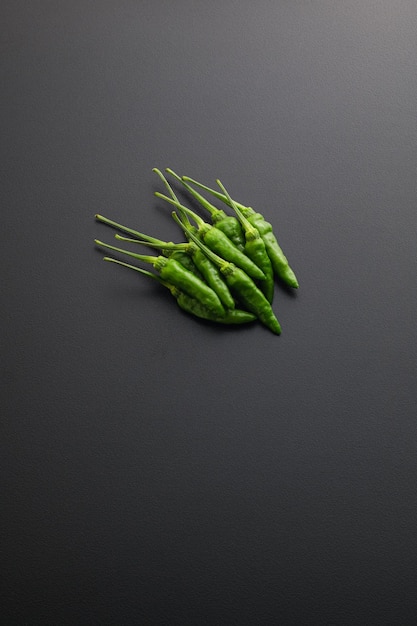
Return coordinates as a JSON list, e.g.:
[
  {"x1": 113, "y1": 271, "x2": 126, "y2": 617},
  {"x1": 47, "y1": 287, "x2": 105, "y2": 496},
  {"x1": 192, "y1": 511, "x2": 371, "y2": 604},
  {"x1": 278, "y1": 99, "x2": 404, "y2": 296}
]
[
  {"x1": 287, "y1": 273, "x2": 299, "y2": 288},
  {"x1": 271, "y1": 321, "x2": 282, "y2": 335}
]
